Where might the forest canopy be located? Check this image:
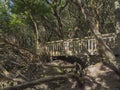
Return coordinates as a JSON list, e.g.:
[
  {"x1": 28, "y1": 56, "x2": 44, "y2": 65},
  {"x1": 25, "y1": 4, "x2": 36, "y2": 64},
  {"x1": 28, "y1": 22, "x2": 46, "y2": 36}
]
[{"x1": 0, "y1": 0, "x2": 120, "y2": 90}]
